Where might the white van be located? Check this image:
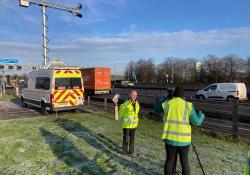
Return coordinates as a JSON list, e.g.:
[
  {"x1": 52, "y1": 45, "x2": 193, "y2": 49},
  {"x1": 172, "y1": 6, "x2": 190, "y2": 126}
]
[
  {"x1": 121, "y1": 81, "x2": 135, "y2": 87},
  {"x1": 21, "y1": 67, "x2": 84, "y2": 114},
  {"x1": 196, "y1": 83, "x2": 247, "y2": 101}
]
